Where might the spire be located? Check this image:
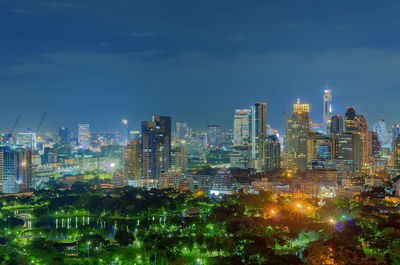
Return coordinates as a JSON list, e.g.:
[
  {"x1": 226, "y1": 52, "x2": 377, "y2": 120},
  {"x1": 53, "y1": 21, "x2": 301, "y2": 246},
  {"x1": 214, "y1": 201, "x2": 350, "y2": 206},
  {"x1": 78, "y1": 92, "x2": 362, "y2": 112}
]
[{"x1": 297, "y1": 98, "x2": 300, "y2": 104}]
